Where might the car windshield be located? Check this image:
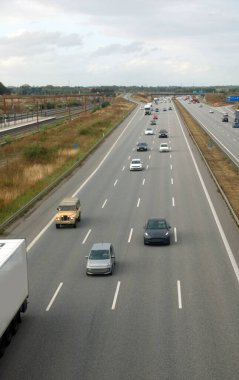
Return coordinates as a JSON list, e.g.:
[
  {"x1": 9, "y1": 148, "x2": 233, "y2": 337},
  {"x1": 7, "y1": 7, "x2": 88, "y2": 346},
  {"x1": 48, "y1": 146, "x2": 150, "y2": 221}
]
[
  {"x1": 147, "y1": 220, "x2": 167, "y2": 229},
  {"x1": 58, "y1": 205, "x2": 76, "y2": 211},
  {"x1": 132, "y1": 160, "x2": 140, "y2": 163},
  {"x1": 89, "y1": 250, "x2": 110, "y2": 260},
  {"x1": 161, "y1": 144, "x2": 168, "y2": 147}
]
